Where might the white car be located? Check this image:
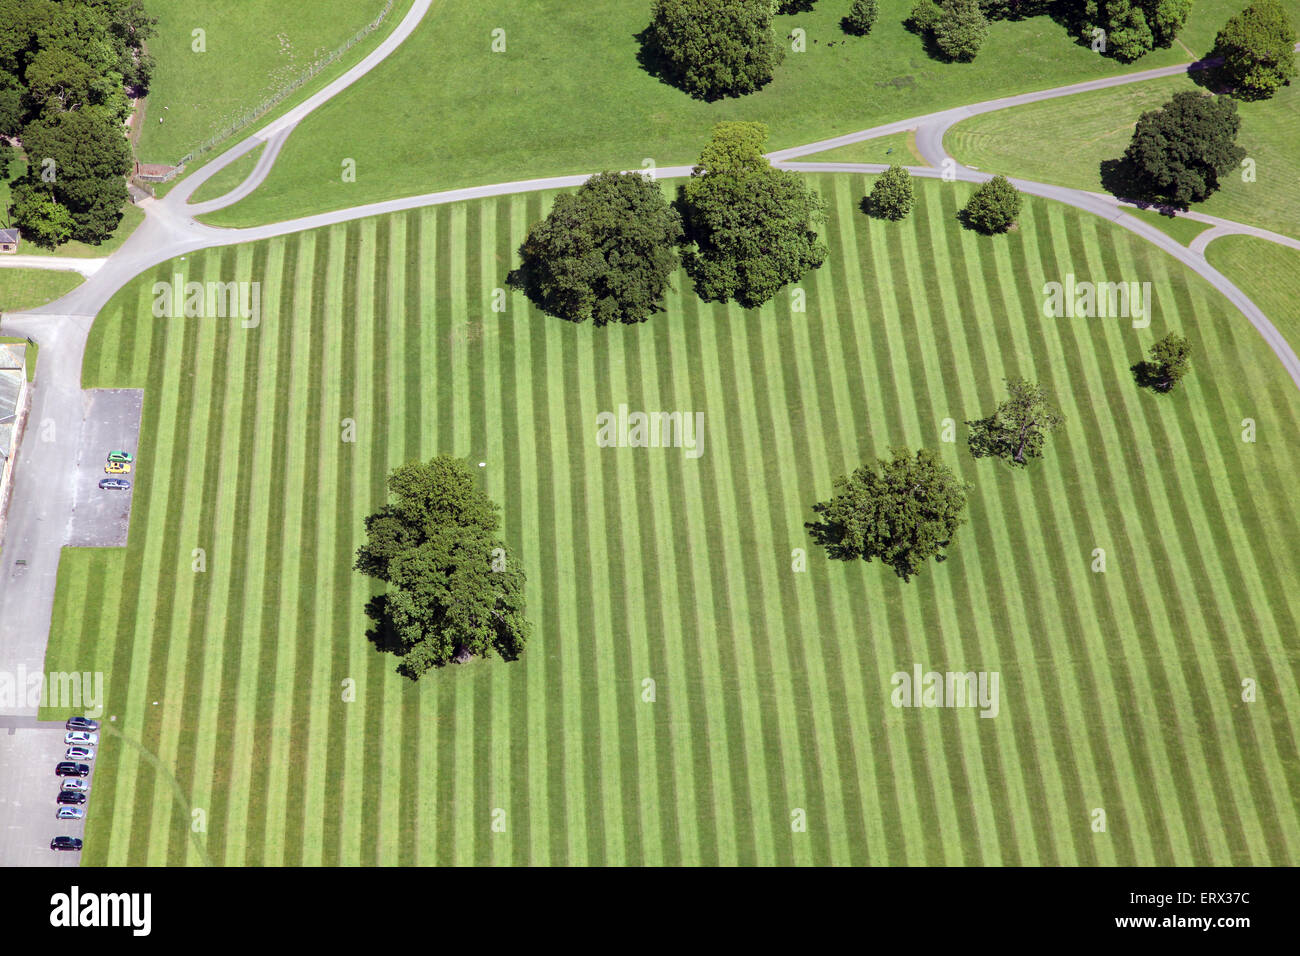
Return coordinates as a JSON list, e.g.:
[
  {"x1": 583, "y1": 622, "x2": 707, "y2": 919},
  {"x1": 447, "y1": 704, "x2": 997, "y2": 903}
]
[
  {"x1": 64, "y1": 731, "x2": 98, "y2": 746},
  {"x1": 65, "y1": 746, "x2": 95, "y2": 761},
  {"x1": 61, "y1": 778, "x2": 90, "y2": 793}
]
